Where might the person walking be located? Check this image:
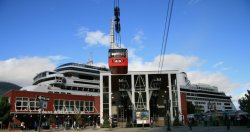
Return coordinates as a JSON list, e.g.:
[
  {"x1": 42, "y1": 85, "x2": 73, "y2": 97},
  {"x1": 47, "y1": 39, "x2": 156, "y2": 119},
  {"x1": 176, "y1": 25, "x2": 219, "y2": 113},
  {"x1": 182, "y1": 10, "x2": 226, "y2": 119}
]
[
  {"x1": 150, "y1": 119, "x2": 154, "y2": 128},
  {"x1": 20, "y1": 122, "x2": 25, "y2": 131},
  {"x1": 73, "y1": 121, "x2": 76, "y2": 130},
  {"x1": 34, "y1": 121, "x2": 38, "y2": 132},
  {"x1": 188, "y1": 118, "x2": 193, "y2": 131},
  {"x1": 92, "y1": 120, "x2": 96, "y2": 130}
]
